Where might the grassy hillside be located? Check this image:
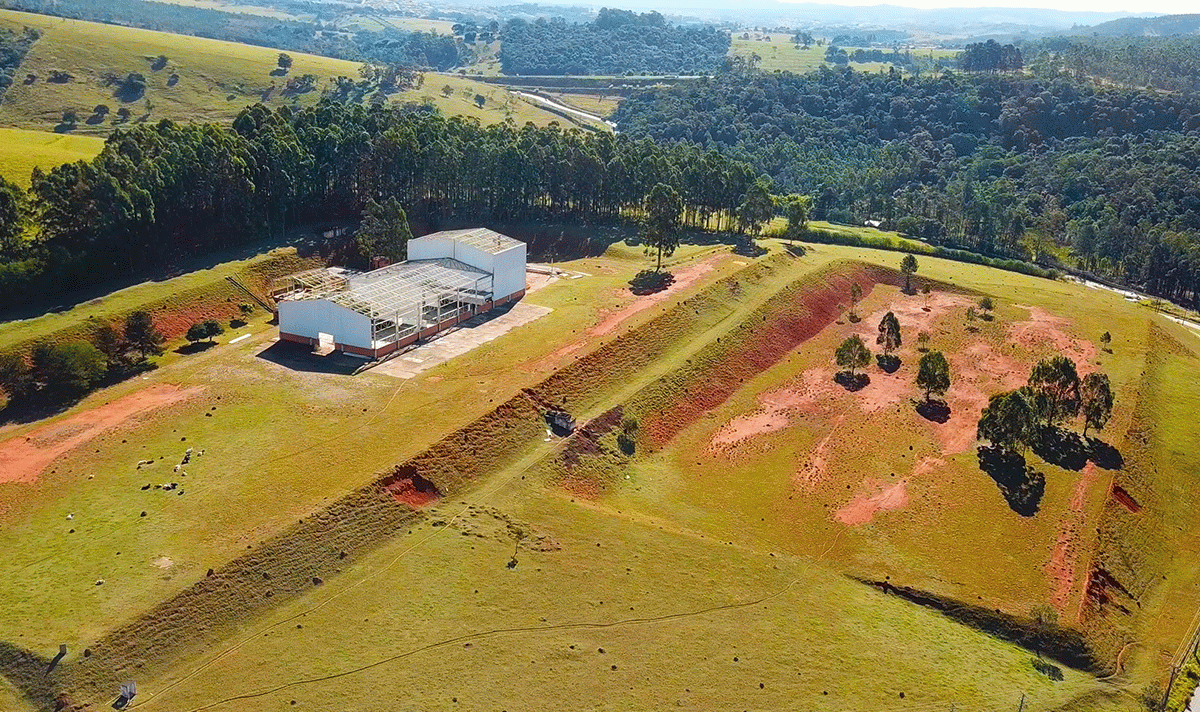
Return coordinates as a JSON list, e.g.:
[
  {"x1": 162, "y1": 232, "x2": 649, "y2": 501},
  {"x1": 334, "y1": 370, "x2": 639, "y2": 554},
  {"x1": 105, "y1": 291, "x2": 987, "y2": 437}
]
[
  {"x1": 0, "y1": 126, "x2": 102, "y2": 186},
  {"x1": 0, "y1": 9, "x2": 567, "y2": 134},
  {"x1": 0, "y1": 238, "x2": 1196, "y2": 711}
]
